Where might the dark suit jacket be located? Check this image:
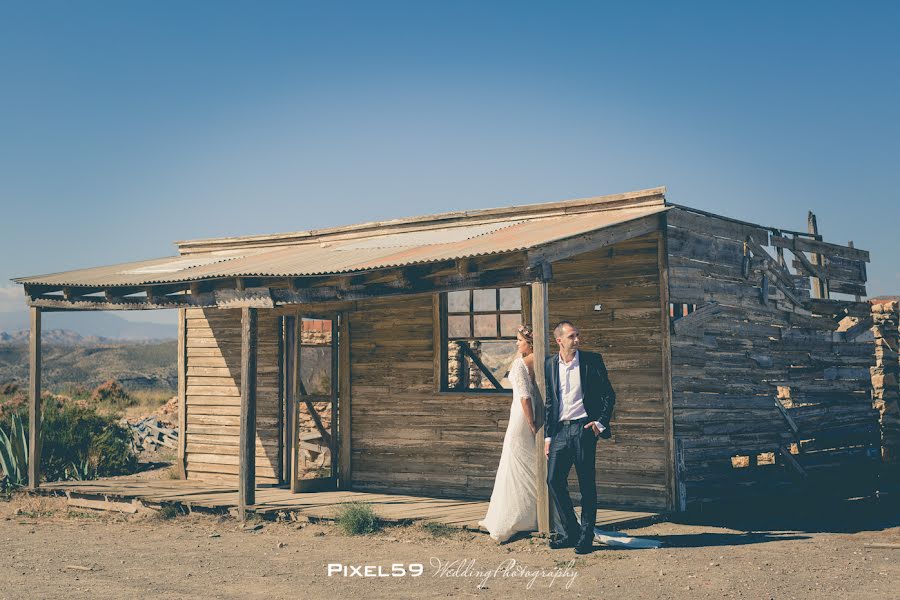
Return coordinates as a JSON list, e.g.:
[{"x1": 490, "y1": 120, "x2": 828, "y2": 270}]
[{"x1": 544, "y1": 350, "x2": 616, "y2": 440}]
